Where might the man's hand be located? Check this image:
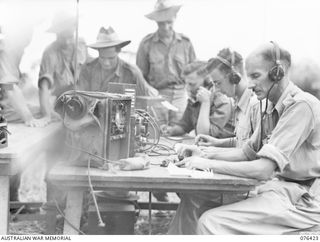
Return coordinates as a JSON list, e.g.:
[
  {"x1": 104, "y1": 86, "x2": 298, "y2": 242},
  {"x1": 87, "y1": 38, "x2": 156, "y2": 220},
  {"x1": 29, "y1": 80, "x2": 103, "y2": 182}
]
[
  {"x1": 196, "y1": 86, "x2": 211, "y2": 104},
  {"x1": 160, "y1": 124, "x2": 172, "y2": 136},
  {"x1": 174, "y1": 143, "x2": 204, "y2": 158},
  {"x1": 25, "y1": 117, "x2": 50, "y2": 128},
  {"x1": 175, "y1": 156, "x2": 213, "y2": 170},
  {"x1": 195, "y1": 134, "x2": 219, "y2": 146}
]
